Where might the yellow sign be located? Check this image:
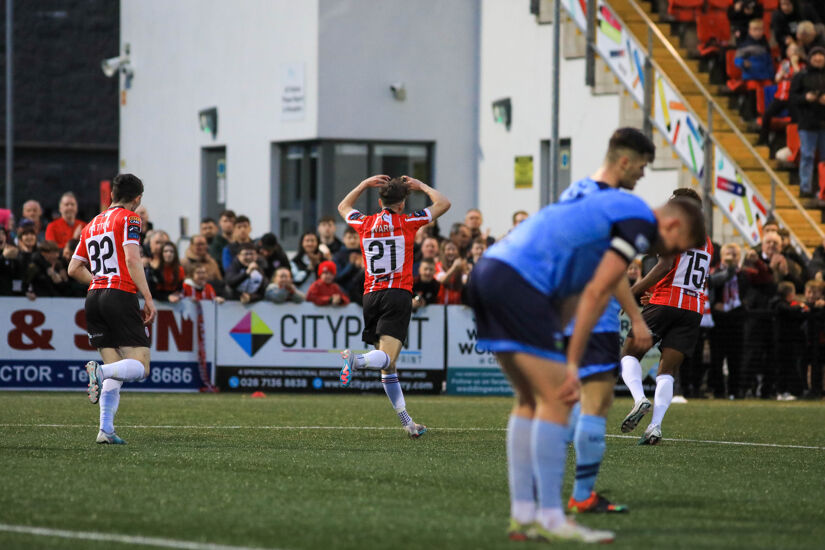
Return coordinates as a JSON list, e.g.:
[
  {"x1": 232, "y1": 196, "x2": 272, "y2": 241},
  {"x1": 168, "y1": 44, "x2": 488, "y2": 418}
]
[{"x1": 514, "y1": 156, "x2": 533, "y2": 189}]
